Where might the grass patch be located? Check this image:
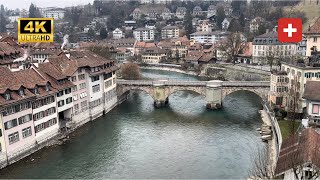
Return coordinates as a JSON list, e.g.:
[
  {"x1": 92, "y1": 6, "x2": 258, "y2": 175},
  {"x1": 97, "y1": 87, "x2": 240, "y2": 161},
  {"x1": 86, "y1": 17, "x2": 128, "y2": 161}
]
[{"x1": 278, "y1": 120, "x2": 301, "y2": 140}]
